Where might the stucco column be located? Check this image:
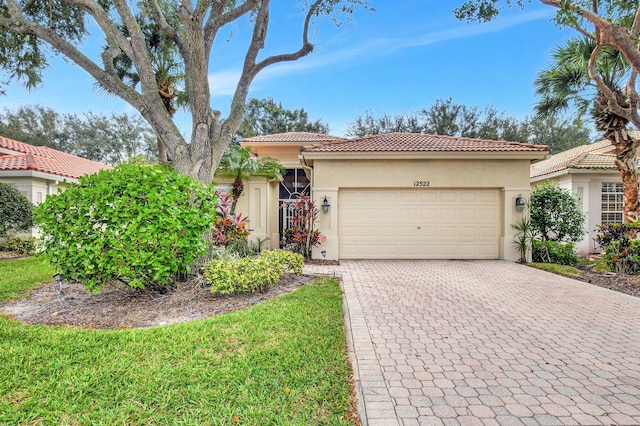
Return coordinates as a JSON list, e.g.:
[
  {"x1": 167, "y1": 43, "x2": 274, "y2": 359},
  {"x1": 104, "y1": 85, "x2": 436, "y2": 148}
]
[
  {"x1": 312, "y1": 187, "x2": 339, "y2": 260},
  {"x1": 502, "y1": 187, "x2": 532, "y2": 262}
]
